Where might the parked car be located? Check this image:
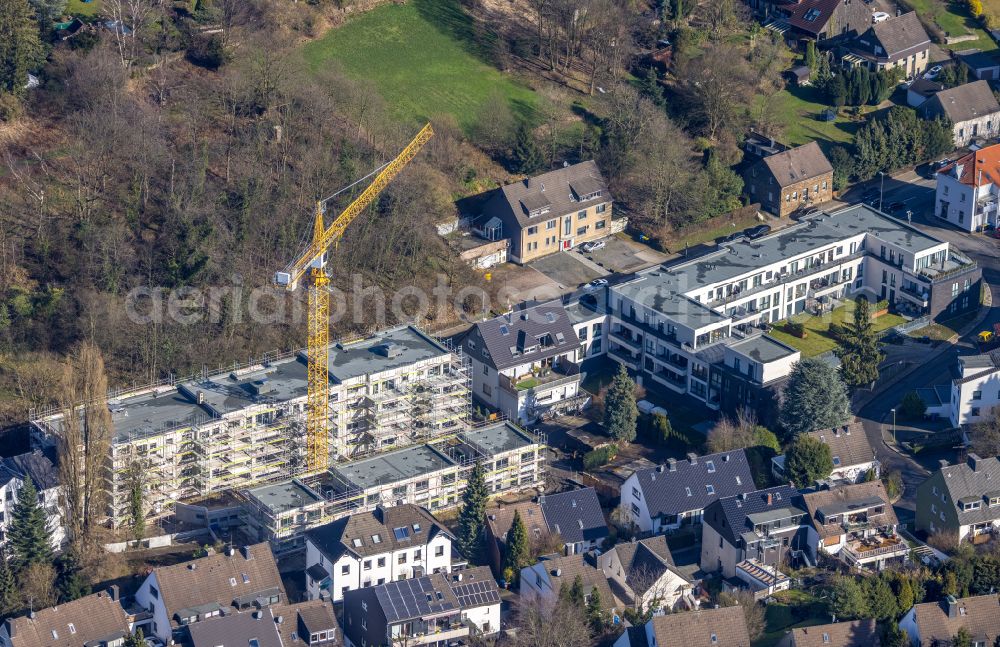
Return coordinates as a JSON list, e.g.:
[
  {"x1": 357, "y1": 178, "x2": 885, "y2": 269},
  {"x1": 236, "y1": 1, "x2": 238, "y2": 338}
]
[
  {"x1": 872, "y1": 11, "x2": 890, "y2": 22},
  {"x1": 583, "y1": 278, "x2": 608, "y2": 291},
  {"x1": 581, "y1": 240, "x2": 606, "y2": 252},
  {"x1": 888, "y1": 201, "x2": 906, "y2": 212},
  {"x1": 718, "y1": 231, "x2": 744, "y2": 244},
  {"x1": 744, "y1": 224, "x2": 772, "y2": 240},
  {"x1": 924, "y1": 65, "x2": 943, "y2": 79}
]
